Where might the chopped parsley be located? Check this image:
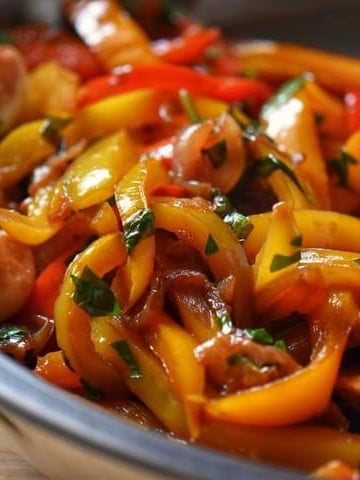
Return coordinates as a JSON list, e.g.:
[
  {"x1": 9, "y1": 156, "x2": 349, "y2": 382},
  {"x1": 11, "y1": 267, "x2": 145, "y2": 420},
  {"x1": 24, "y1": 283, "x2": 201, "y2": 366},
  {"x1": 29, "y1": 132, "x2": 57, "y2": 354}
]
[
  {"x1": 123, "y1": 208, "x2": 155, "y2": 253},
  {"x1": 112, "y1": 340, "x2": 142, "y2": 379},
  {"x1": 223, "y1": 211, "x2": 254, "y2": 241},
  {"x1": 329, "y1": 149, "x2": 358, "y2": 188},
  {"x1": 270, "y1": 251, "x2": 301, "y2": 272},
  {"x1": 0, "y1": 30, "x2": 12, "y2": 44},
  {"x1": 179, "y1": 89, "x2": 202, "y2": 124},
  {"x1": 255, "y1": 153, "x2": 306, "y2": 195},
  {"x1": 314, "y1": 112, "x2": 324, "y2": 125},
  {"x1": 216, "y1": 314, "x2": 233, "y2": 334},
  {"x1": 244, "y1": 328, "x2": 287, "y2": 351},
  {"x1": 290, "y1": 234, "x2": 303, "y2": 247},
  {"x1": 205, "y1": 234, "x2": 219, "y2": 255},
  {"x1": 354, "y1": 258, "x2": 360, "y2": 265},
  {"x1": 40, "y1": 117, "x2": 72, "y2": 152},
  {"x1": 80, "y1": 379, "x2": 102, "y2": 401},
  {"x1": 261, "y1": 75, "x2": 310, "y2": 117},
  {"x1": 212, "y1": 191, "x2": 253, "y2": 241},
  {"x1": 71, "y1": 266, "x2": 121, "y2": 317},
  {"x1": 0, "y1": 326, "x2": 27, "y2": 343},
  {"x1": 203, "y1": 140, "x2": 227, "y2": 168}
]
